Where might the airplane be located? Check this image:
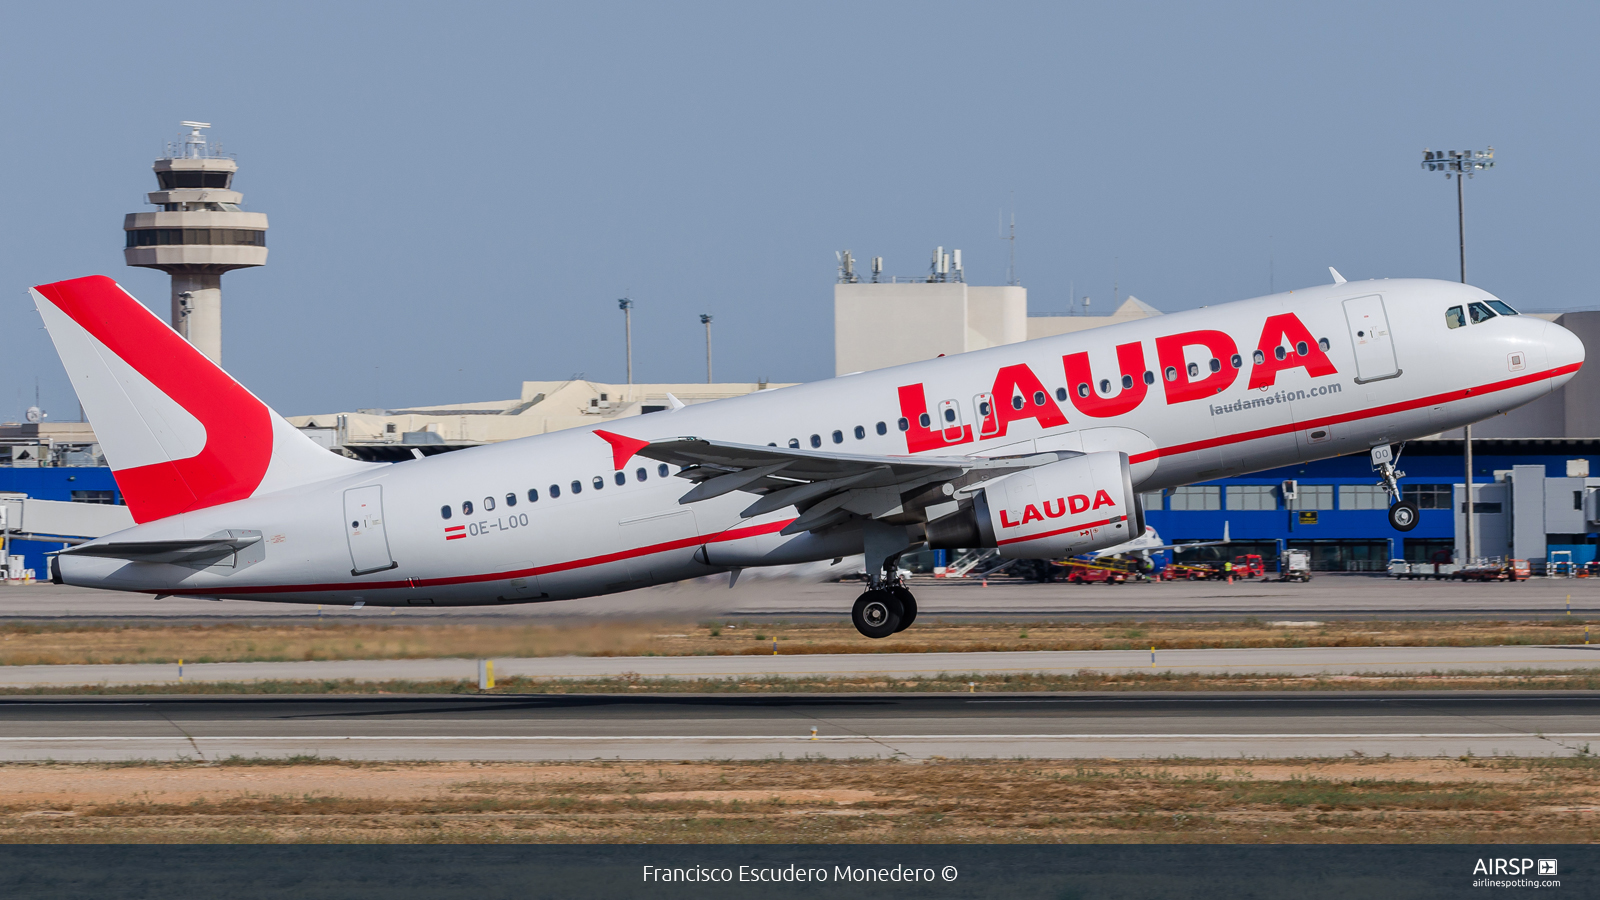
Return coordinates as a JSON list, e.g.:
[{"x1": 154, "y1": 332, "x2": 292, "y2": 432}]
[
  {"x1": 31, "y1": 274, "x2": 1583, "y2": 638},
  {"x1": 1090, "y1": 522, "x2": 1232, "y2": 560}
]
